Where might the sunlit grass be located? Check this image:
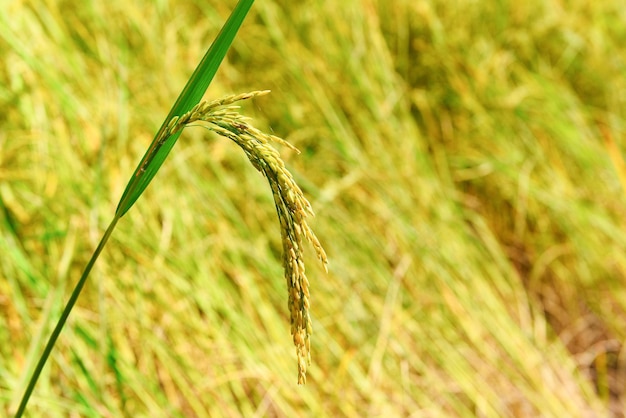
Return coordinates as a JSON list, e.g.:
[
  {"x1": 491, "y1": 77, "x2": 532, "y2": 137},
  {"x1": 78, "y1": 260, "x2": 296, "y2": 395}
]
[{"x1": 2, "y1": 0, "x2": 626, "y2": 416}]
